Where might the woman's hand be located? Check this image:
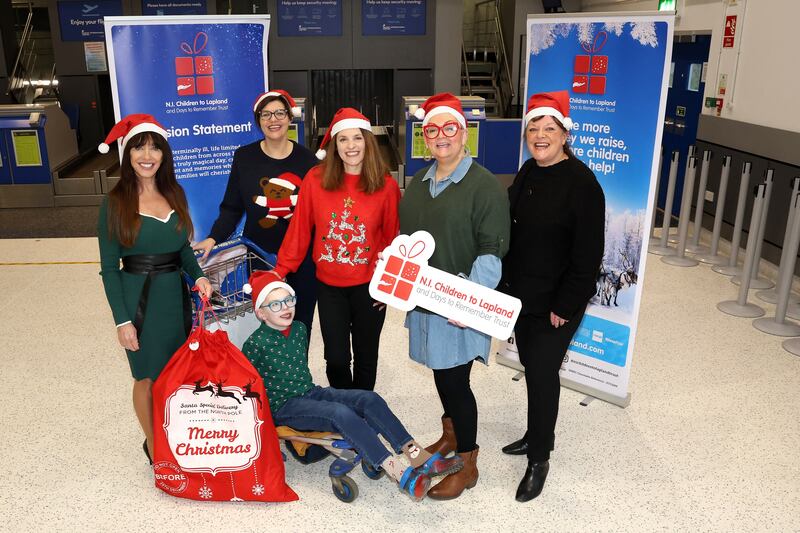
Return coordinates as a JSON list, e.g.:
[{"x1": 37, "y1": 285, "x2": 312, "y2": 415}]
[
  {"x1": 447, "y1": 319, "x2": 467, "y2": 328},
  {"x1": 192, "y1": 238, "x2": 216, "y2": 261},
  {"x1": 550, "y1": 312, "x2": 568, "y2": 328},
  {"x1": 195, "y1": 277, "x2": 214, "y2": 299},
  {"x1": 117, "y1": 323, "x2": 140, "y2": 351}
]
